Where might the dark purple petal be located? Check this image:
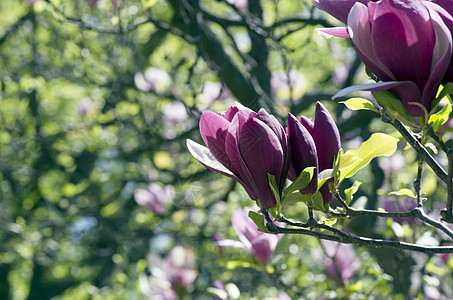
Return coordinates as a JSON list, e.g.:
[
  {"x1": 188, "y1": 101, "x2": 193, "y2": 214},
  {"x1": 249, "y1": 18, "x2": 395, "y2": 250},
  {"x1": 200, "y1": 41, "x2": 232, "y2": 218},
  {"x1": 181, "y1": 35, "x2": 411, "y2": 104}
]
[
  {"x1": 256, "y1": 108, "x2": 291, "y2": 190},
  {"x1": 313, "y1": 0, "x2": 371, "y2": 23},
  {"x1": 226, "y1": 111, "x2": 259, "y2": 199},
  {"x1": 287, "y1": 113, "x2": 318, "y2": 193},
  {"x1": 372, "y1": 0, "x2": 435, "y2": 91},
  {"x1": 238, "y1": 118, "x2": 284, "y2": 209}
]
